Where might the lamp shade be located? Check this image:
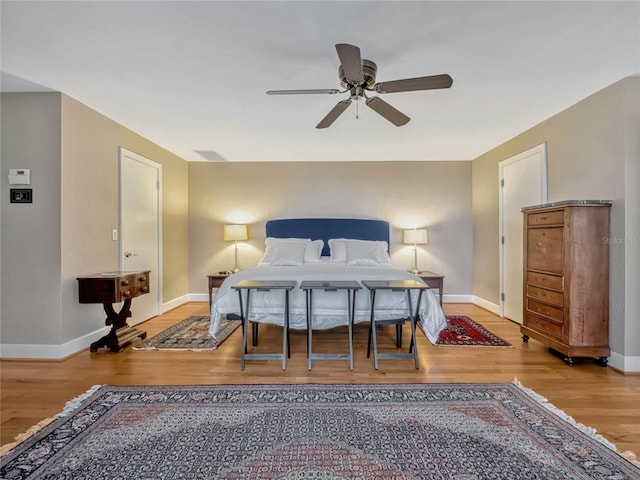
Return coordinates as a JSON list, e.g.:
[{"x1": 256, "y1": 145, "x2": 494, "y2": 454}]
[
  {"x1": 223, "y1": 224, "x2": 248, "y2": 241},
  {"x1": 403, "y1": 228, "x2": 428, "y2": 245}
]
